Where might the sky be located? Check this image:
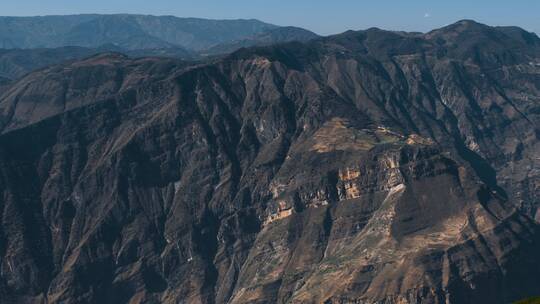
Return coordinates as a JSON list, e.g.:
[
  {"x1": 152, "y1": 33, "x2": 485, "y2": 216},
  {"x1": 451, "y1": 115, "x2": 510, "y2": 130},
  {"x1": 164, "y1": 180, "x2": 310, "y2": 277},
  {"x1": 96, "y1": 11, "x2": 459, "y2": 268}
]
[{"x1": 1, "y1": 0, "x2": 538, "y2": 35}]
